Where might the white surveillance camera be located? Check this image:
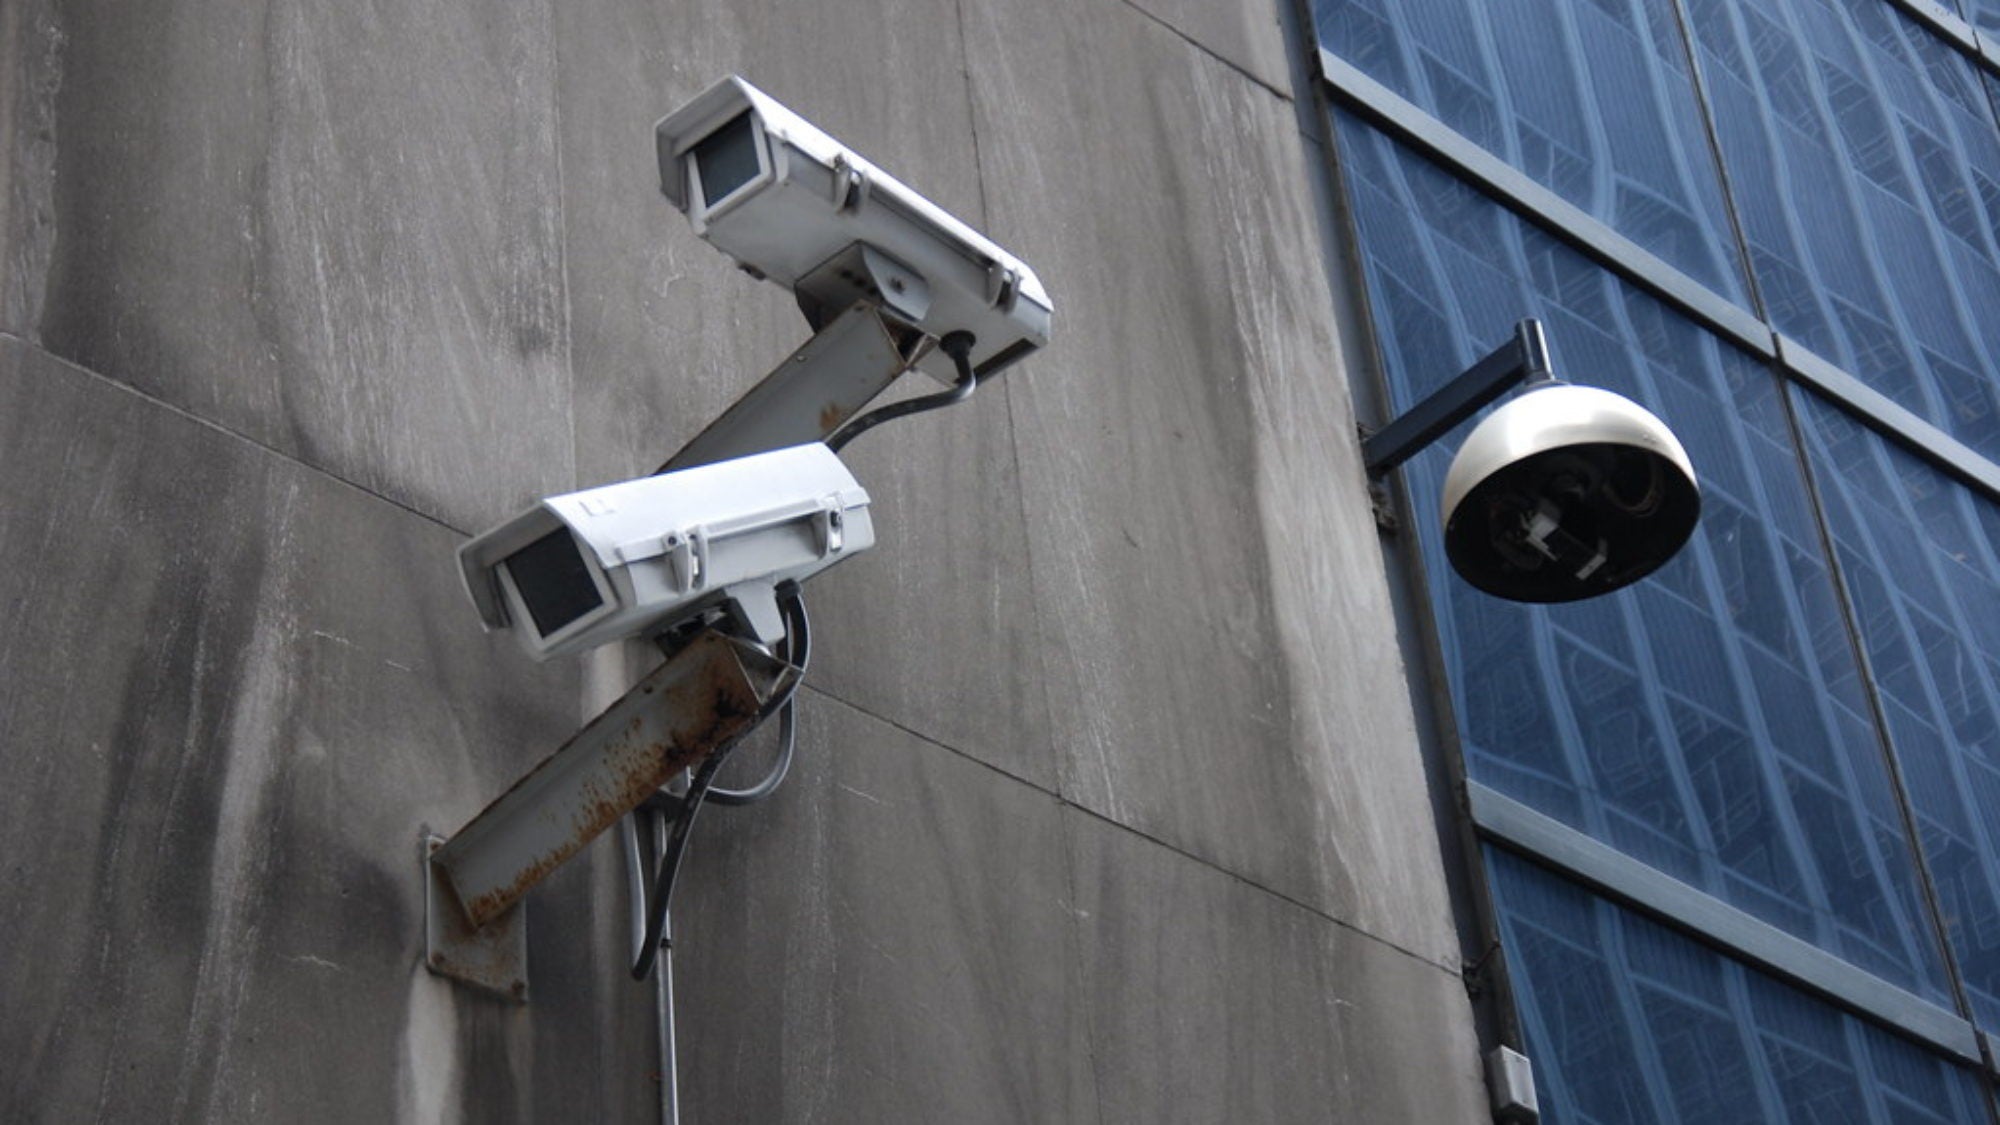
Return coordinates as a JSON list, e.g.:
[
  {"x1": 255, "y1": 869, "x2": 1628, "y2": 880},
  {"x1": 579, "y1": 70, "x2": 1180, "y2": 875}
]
[
  {"x1": 459, "y1": 443, "x2": 874, "y2": 660},
  {"x1": 654, "y1": 76, "x2": 1053, "y2": 383},
  {"x1": 1441, "y1": 384, "x2": 1699, "y2": 603}
]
